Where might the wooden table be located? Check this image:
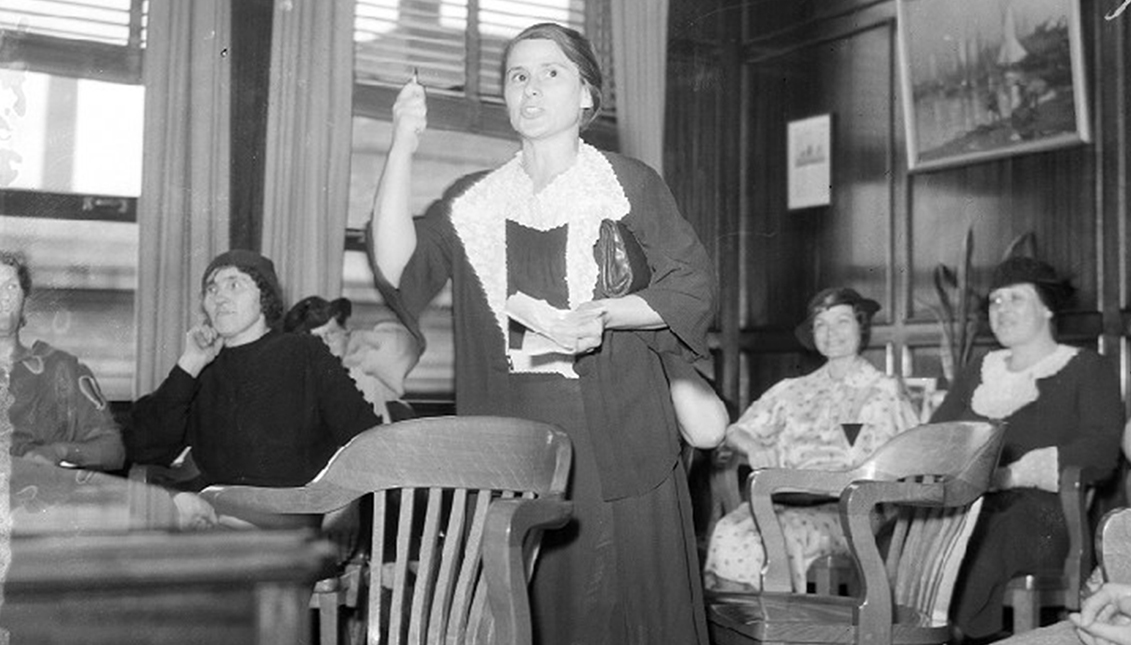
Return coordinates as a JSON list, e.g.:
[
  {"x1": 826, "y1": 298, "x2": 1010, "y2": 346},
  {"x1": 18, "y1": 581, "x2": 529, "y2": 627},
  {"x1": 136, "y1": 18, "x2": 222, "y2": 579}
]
[{"x1": 2, "y1": 459, "x2": 336, "y2": 645}]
